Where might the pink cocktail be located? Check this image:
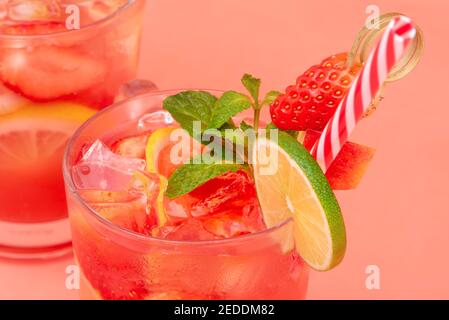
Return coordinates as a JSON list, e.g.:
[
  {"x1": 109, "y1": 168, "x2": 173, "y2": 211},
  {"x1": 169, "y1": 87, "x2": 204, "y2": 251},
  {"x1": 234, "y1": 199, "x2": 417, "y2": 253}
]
[{"x1": 63, "y1": 91, "x2": 309, "y2": 300}]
